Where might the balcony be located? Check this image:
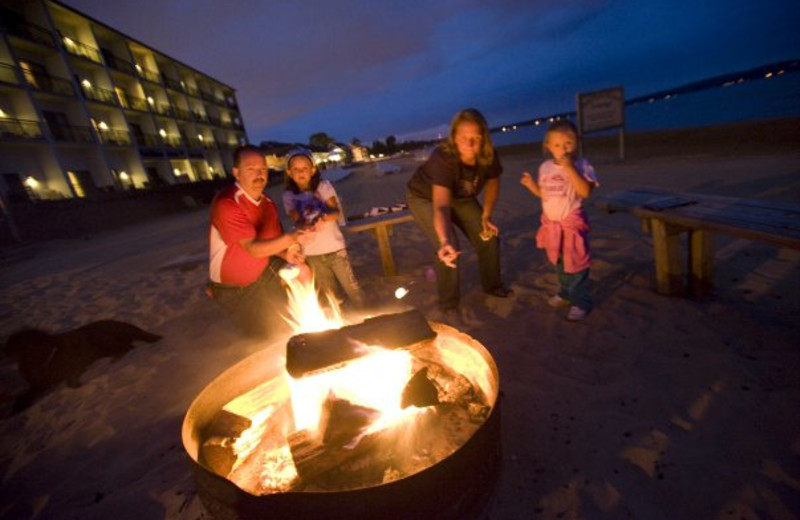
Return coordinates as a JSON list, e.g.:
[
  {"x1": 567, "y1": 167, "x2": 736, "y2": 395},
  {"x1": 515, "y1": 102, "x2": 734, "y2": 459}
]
[
  {"x1": 0, "y1": 118, "x2": 44, "y2": 141},
  {"x1": 127, "y1": 95, "x2": 149, "y2": 112},
  {"x1": 225, "y1": 97, "x2": 239, "y2": 109},
  {"x1": 173, "y1": 107, "x2": 191, "y2": 120},
  {"x1": 161, "y1": 134, "x2": 183, "y2": 148},
  {"x1": 138, "y1": 132, "x2": 161, "y2": 147},
  {"x1": 48, "y1": 124, "x2": 95, "y2": 143},
  {"x1": 198, "y1": 89, "x2": 215, "y2": 103},
  {"x1": 0, "y1": 62, "x2": 20, "y2": 85},
  {"x1": 192, "y1": 111, "x2": 209, "y2": 123},
  {"x1": 61, "y1": 34, "x2": 102, "y2": 64},
  {"x1": 25, "y1": 71, "x2": 75, "y2": 96},
  {"x1": 163, "y1": 76, "x2": 183, "y2": 92},
  {"x1": 82, "y1": 84, "x2": 117, "y2": 105},
  {"x1": 207, "y1": 114, "x2": 221, "y2": 126},
  {"x1": 184, "y1": 84, "x2": 198, "y2": 96},
  {"x1": 136, "y1": 65, "x2": 160, "y2": 83},
  {"x1": 96, "y1": 128, "x2": 131, "y2": 145},
  {"x1": 5, "y1": 20, "x2": 56, "y2": 47},
  {"x1": 152, "y1": 102, "x2": 173, "y2": 117},
  {"x1": 105, "y1": 55, "x2": 136, "y2": 75}
]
